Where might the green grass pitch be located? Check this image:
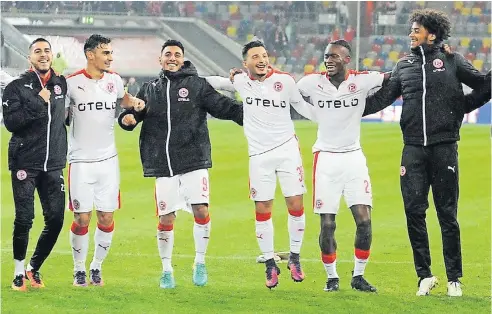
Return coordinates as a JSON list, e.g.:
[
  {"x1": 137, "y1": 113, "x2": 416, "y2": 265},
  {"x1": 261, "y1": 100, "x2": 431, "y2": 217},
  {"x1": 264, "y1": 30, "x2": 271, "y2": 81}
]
[{"x1": 1, "y1": 121, "x2": 490, "y2": 313}]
